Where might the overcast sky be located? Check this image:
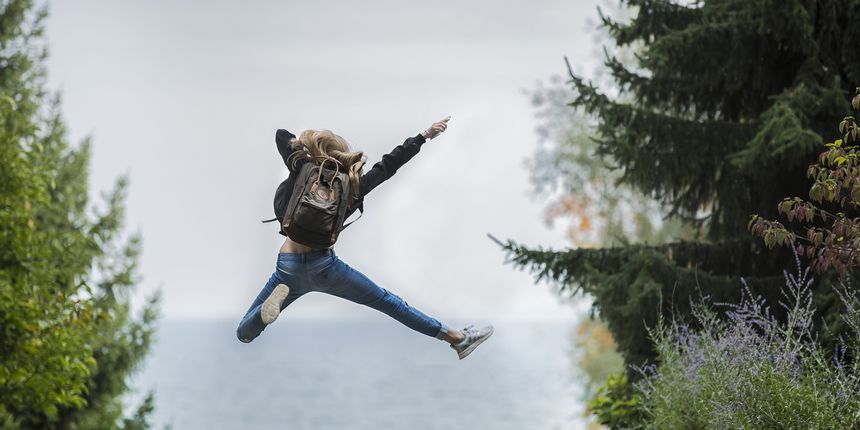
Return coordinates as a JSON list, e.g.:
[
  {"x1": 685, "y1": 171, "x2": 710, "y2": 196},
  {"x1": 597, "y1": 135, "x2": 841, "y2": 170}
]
[{"x1": 44, "y1": 0, "x2": 603, "y2": 322}]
